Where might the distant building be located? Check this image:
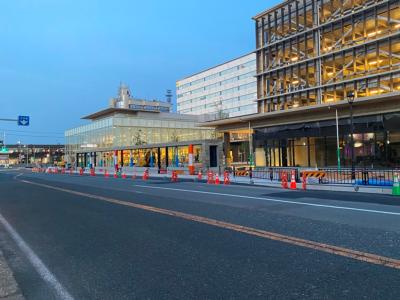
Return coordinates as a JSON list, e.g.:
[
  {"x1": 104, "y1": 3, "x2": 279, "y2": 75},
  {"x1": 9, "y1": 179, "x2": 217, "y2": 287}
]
[
  {"x1": 65, "y1": 86, "x2": 222, "y2": 170},
  {"x1": 110, "y1": 84, "x2": 172, "y2": 113},
  {"x1": 0, "y1": 144, "x2": 64, "y2": 165},
  {"x1": 176, "y1": 53, "x2": 257, "y2": 119}
]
